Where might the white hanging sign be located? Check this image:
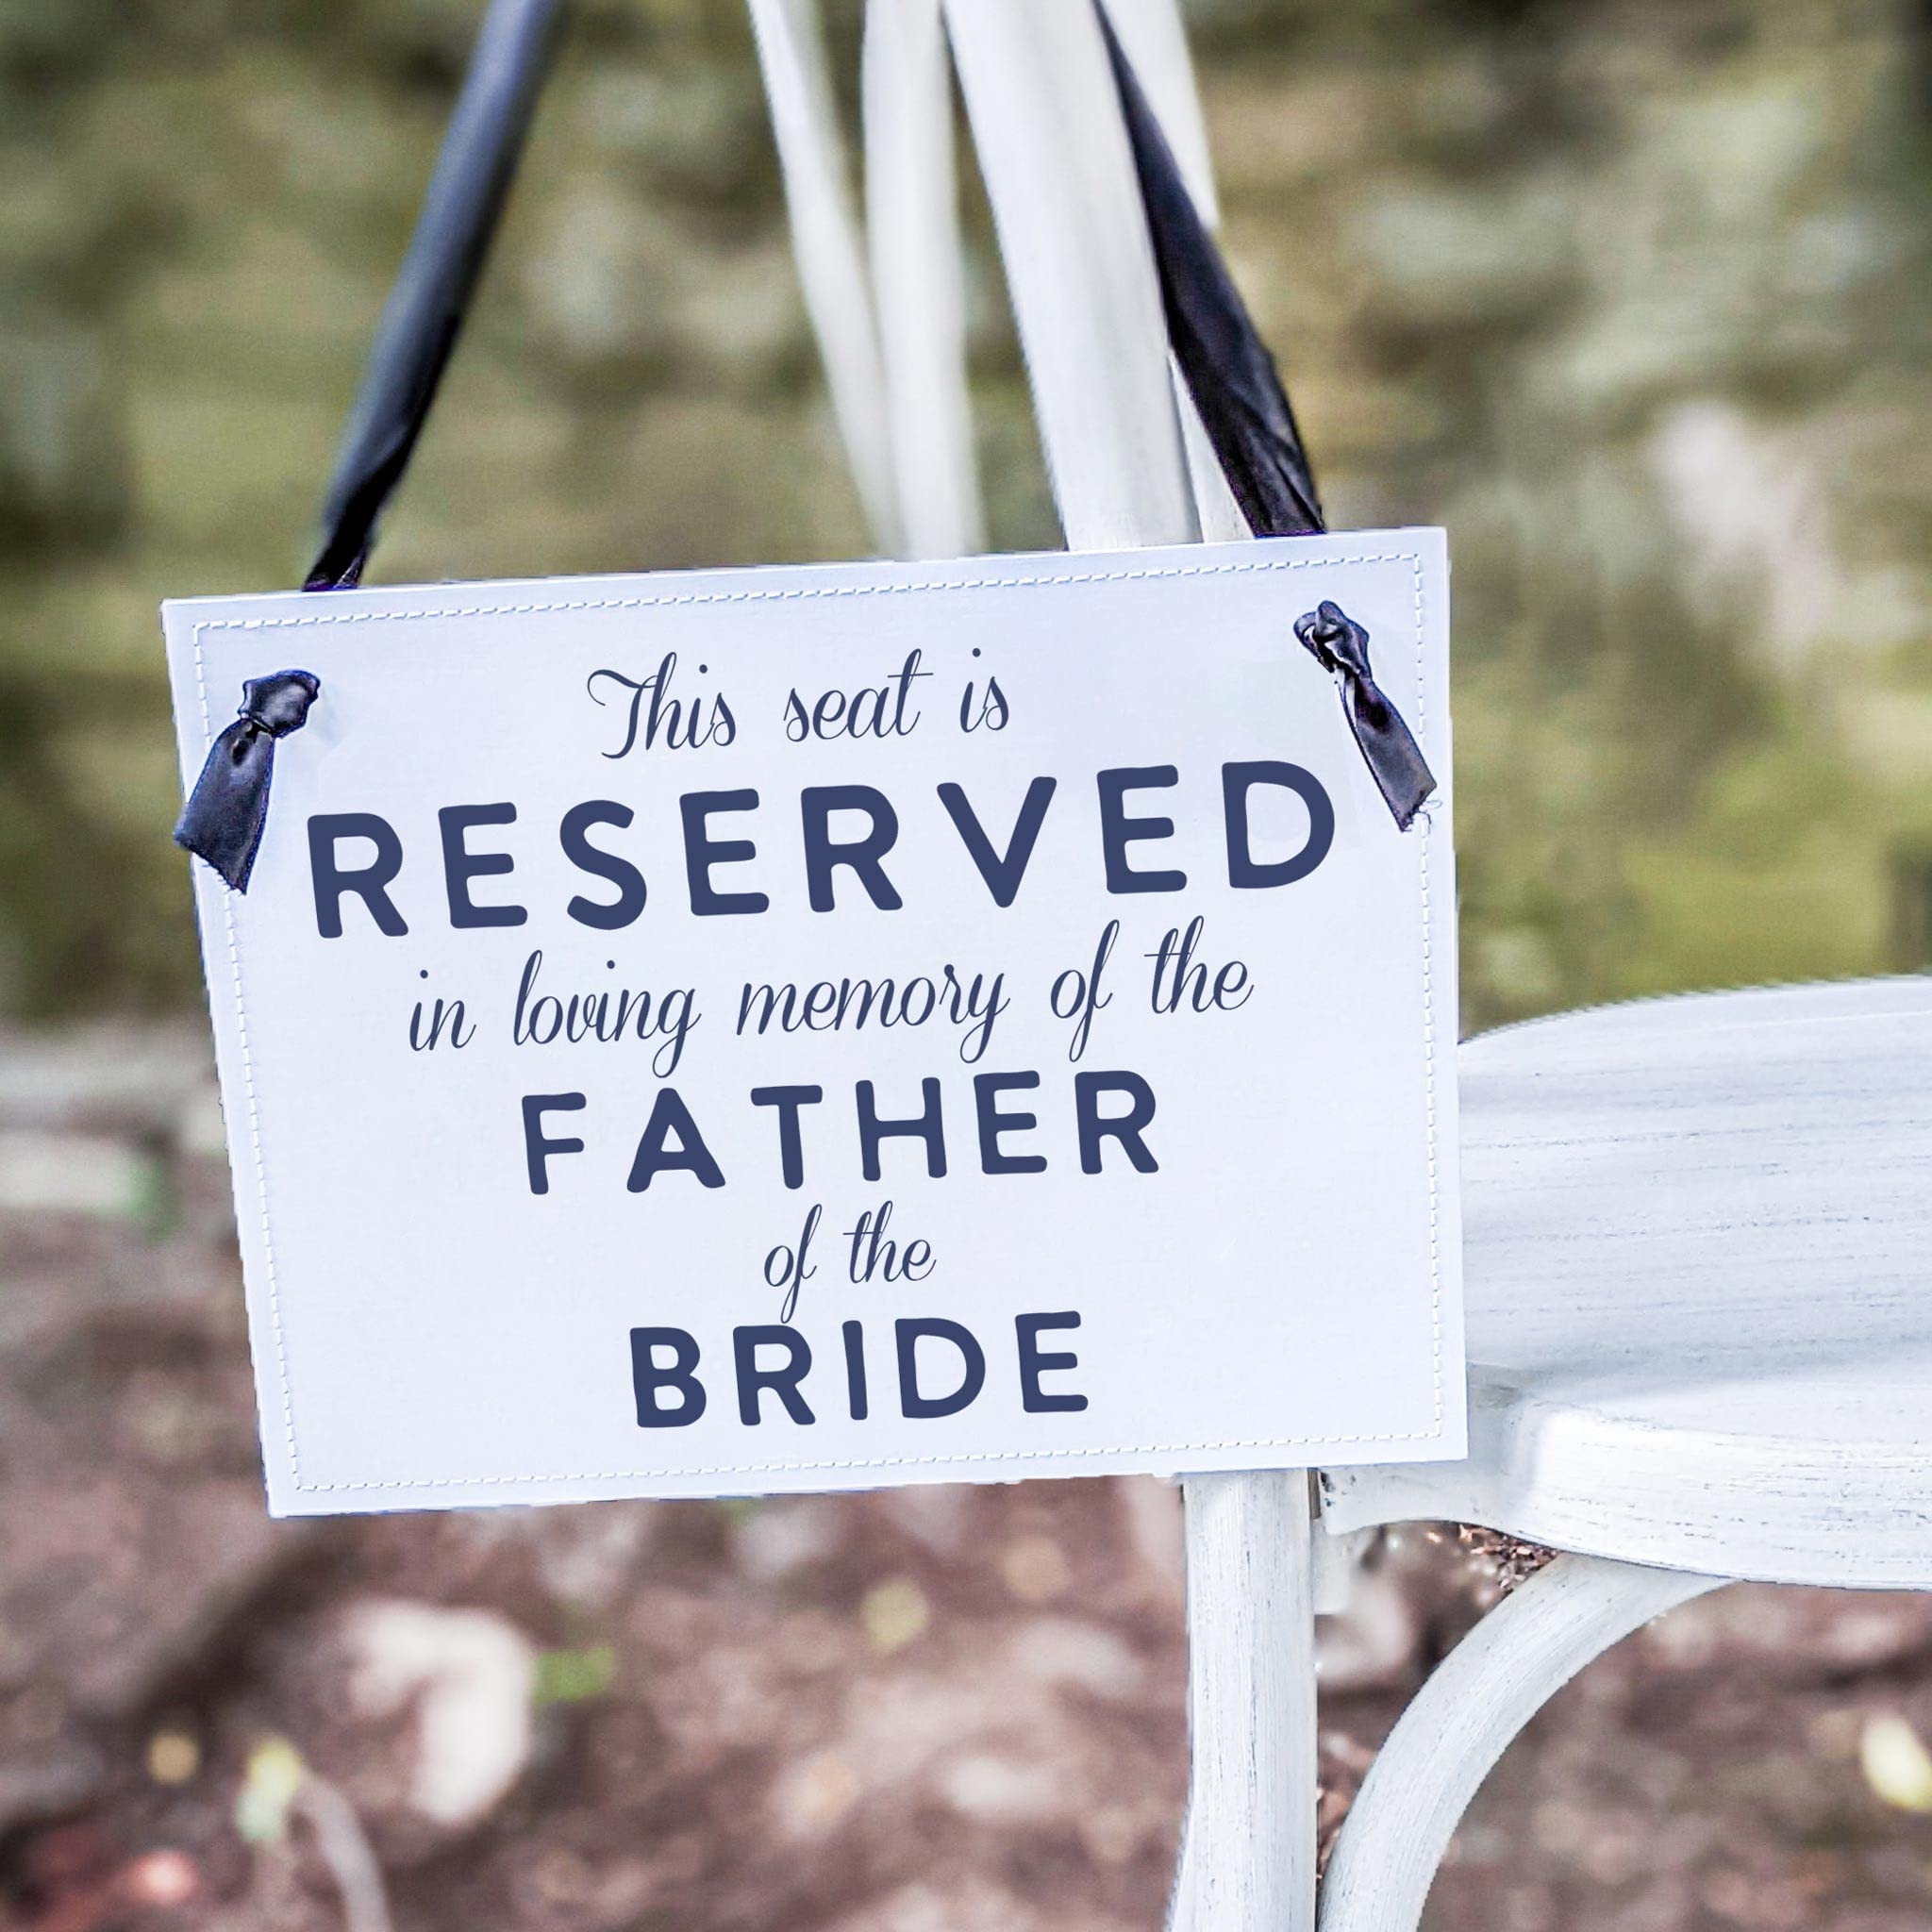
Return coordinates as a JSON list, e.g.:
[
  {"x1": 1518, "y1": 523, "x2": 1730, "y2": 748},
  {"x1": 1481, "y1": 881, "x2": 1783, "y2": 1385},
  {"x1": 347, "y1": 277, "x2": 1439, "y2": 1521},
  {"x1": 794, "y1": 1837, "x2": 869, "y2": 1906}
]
[{"x1": 164, "y1": 531, "x2": 1463, "y2": 1516}]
